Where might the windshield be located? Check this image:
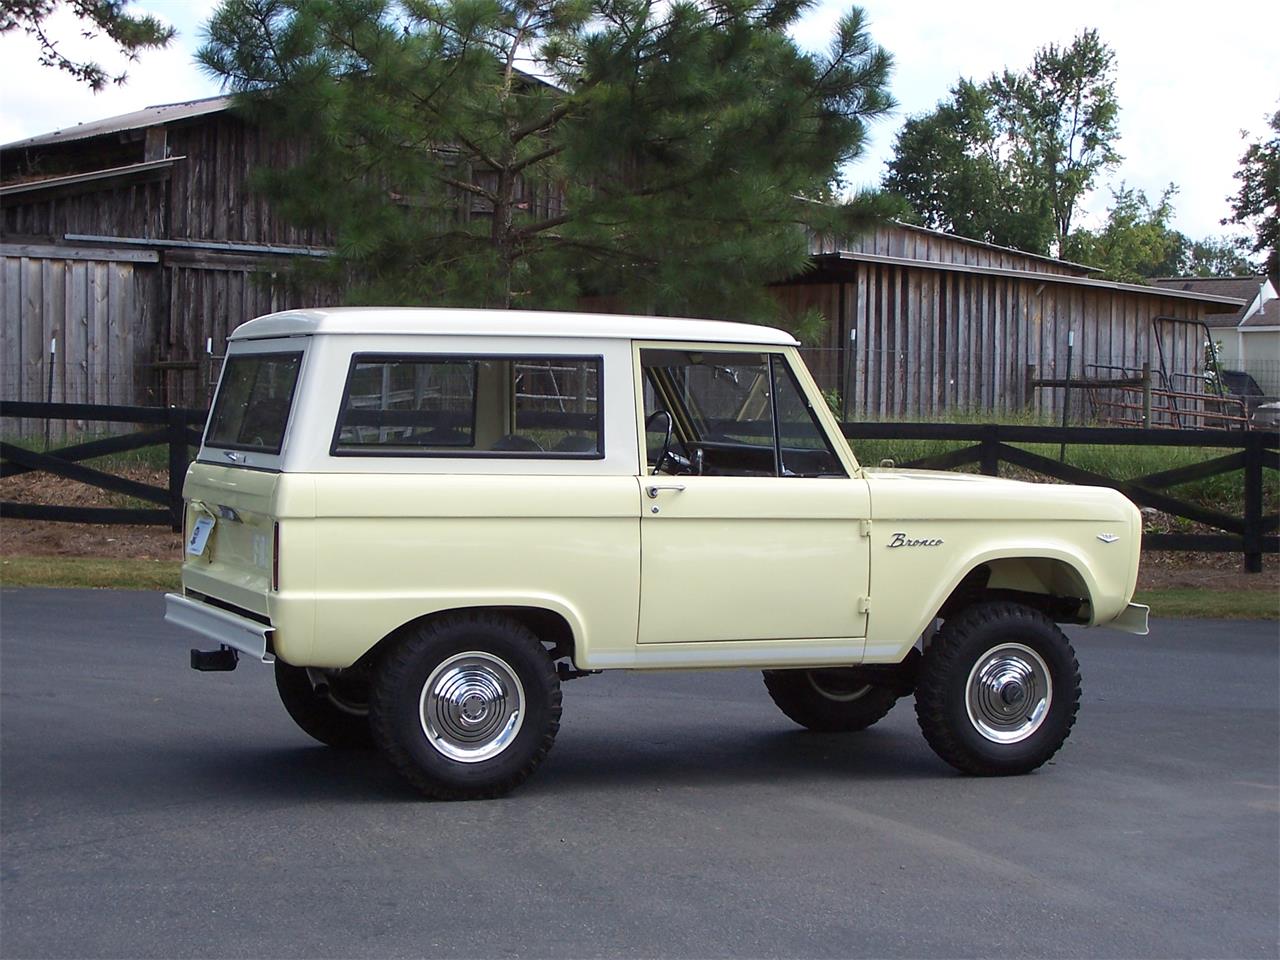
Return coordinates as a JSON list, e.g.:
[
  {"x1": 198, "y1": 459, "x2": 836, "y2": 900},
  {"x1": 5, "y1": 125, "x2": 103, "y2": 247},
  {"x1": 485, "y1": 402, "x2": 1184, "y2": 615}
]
[{"x1": 205, "y1": 352, "x2": 303, "y2": 454}]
